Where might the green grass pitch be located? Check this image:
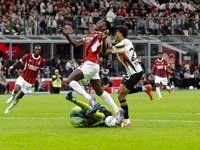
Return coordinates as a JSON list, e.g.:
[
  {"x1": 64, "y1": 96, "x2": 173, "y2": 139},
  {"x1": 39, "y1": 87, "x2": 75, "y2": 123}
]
[{"x1": 0, "y1": 90, "x2": 200, "y2": 150}]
